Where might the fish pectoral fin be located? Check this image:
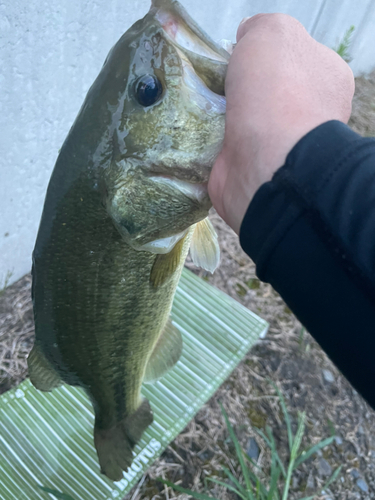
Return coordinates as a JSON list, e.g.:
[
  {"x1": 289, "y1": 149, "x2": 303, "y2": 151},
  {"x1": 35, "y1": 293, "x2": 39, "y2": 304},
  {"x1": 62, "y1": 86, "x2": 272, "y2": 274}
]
[
  {"x1": 94, "y1": 399, "x2": 153, "y2": 482},
  {"x1": 190, "y1": 217, "x2": 220, "y2": 273},
  {"x1": 143, "y1": 318, "x2": 183, "y2": 384},
  {"x1": 27, "y1": 343, "x2": 62, "y2": 392},
  {"x1": 150, "y1": 235, "x2": 186, "y2": 287}
]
